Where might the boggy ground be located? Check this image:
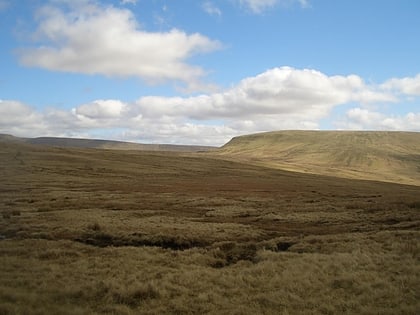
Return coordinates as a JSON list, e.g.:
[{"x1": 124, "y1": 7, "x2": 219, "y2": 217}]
[{"x1": 1, "y1": 142, "x2": 419, "y2": 314}]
